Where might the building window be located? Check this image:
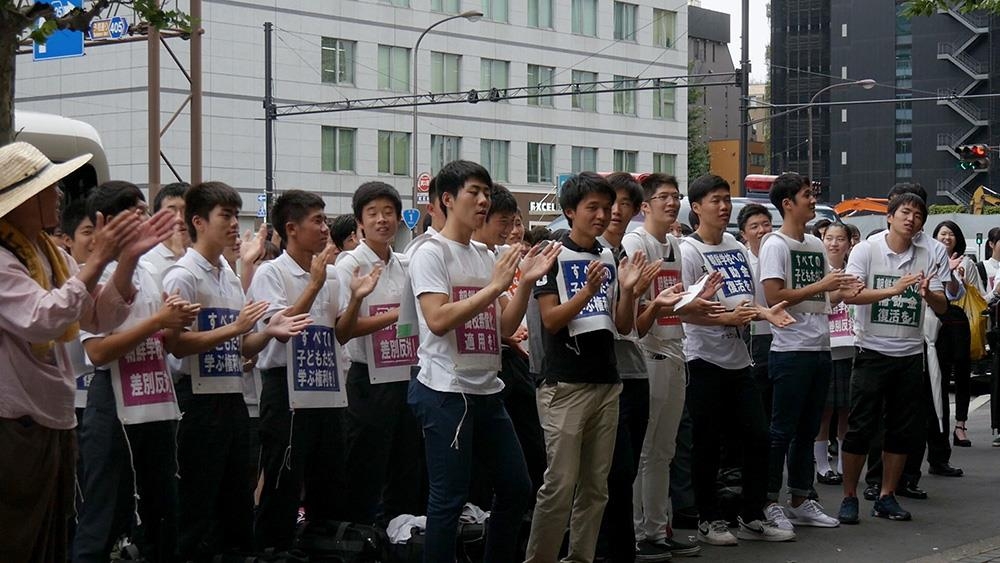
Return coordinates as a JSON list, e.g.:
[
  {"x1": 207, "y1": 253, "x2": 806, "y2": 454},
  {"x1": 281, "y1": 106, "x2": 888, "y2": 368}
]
[
  {"x1": 653, "y1": 9, "x2": 676, "y2": 48},
  {"x1": 481, "y1": 139, "x2": 510, "y2": 182},
  {"x1": 432, "y1": 0, "x2": 460, "y2": 13},
  {"x1": 527, "y1": 142, "x2": 554, "y2": 183},
  {"x1": 527, "y1": 64, "x2": 554, "y2": 107},
  {"x1": 528, "y1": 0, "x2": 553, "y2": 29},
  {"x1": 653, "y1": 152, "x2": 676, "y2": 174},
  {"x1": 378, "y1": 131, "x2": 410, "y2": 175},
  {"x1": 614, "y1": 2, "x2": 636, "y2": 41},
  {"x1": 653, "y1": 81, "x2": 676, "y2": 119},
  {"x1": 430, "y1": 135, "x2": 462, "y2": 174},
  {"x1": 572, "y1": 70, "x2": 597, "y2": 112},
  {"x1": 482, "y1": 0, "x2": 508, "y2": 22},
  {"x1": 321, "y1": 127, "x2": 355, "y2": 172},
  {"x1": 613, "y1": 75, "x2": 637, "y2": 115},
  {"x1": 377, "y1": 45, "x2": 410, "y2": 92},
  {"x1": 613, "y1": 150, "x2": 637, "y2": 173},
  {"x1": 572, "y1": 146, "x2": 597, "y2": 173},
  {"x1": 431, "y1": 52, "x2": 461, "y2": 92},
  {"x1": 572, "y1": 0, "x2": 597, "y2": 36},
  {"x1": 481, "y1": 58, "x2": 510, "y2": 94},
  {"x1": 321, "y1": 38, "x2": 355, "y2": 85}
]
